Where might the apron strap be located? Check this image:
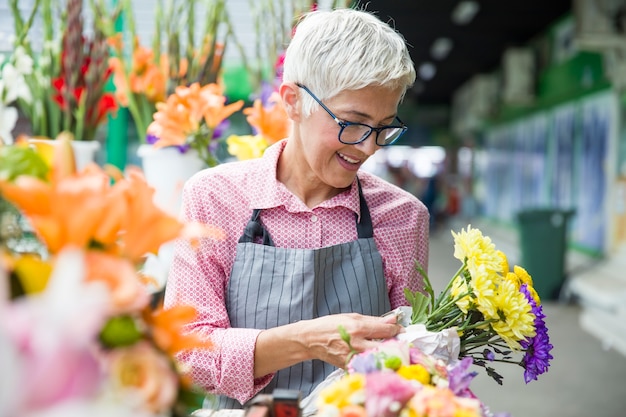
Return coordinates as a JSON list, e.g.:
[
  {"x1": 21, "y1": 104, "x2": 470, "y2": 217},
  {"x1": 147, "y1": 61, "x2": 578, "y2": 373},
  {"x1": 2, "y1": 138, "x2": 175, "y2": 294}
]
[
  {"x1": 239, "y1": 177, "x2": 372, "y2": 245},
  {"x1": 238, "y1": 208, "x2": 275, "y2": 246},
  {"x1": 355, "y1": 177, "x2": 373, "y2": 239}
]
